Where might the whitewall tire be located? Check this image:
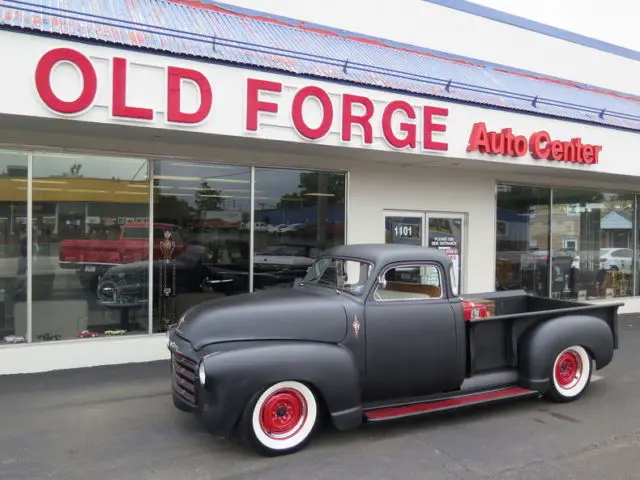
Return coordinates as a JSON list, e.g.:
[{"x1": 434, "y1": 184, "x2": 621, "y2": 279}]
[
  {"x1": 241, "y1": 380, "x2": 319, "y2": 456},
  {"x1": 545, "y1": 345, "x2": 593, "y2": 403}
]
